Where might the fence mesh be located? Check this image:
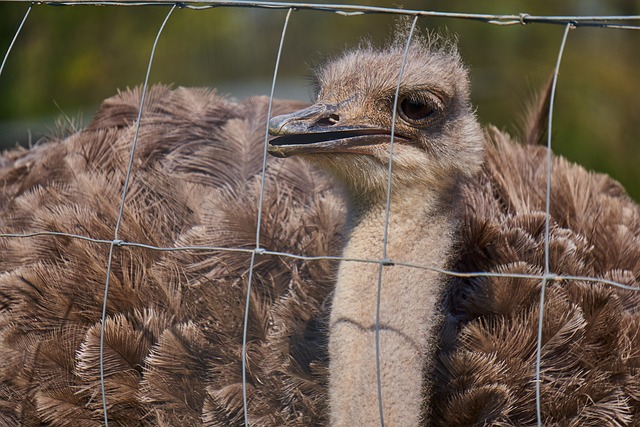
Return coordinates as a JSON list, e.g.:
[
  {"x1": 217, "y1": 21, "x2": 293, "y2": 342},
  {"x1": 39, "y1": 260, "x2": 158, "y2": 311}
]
[{"x1": 2, "y1": 2, "x2": 640, "y2": 426}]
